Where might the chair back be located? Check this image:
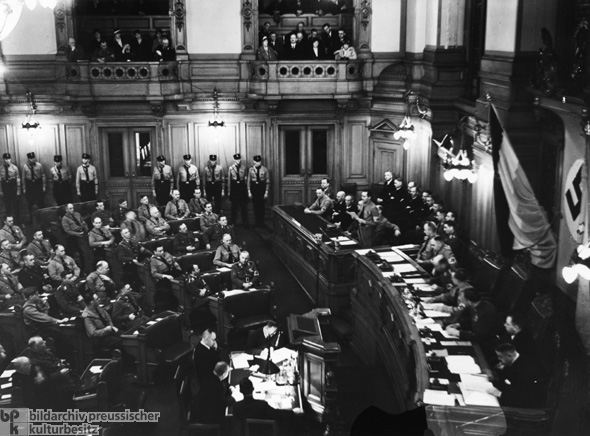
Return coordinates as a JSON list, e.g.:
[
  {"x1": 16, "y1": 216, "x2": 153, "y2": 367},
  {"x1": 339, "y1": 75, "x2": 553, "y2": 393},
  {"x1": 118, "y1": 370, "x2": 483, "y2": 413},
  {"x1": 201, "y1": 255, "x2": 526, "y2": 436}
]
[
  {"x1": 98, "y1": 358, "x2": 121, "y2": 407},
  {"x1": 244, "y1": 419, "x2": 278, "y2": 436}
]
